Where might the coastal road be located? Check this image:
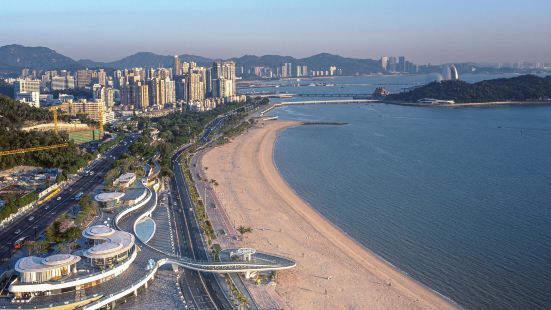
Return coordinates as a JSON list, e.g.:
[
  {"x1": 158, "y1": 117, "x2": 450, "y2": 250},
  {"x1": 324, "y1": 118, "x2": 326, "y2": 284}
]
[
  {"x1": 171, "y1": 149, "x2": 234, "y2": 310},
  {"x1": 0, "y1": 134, "x2": 136, "y2": 261}
]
